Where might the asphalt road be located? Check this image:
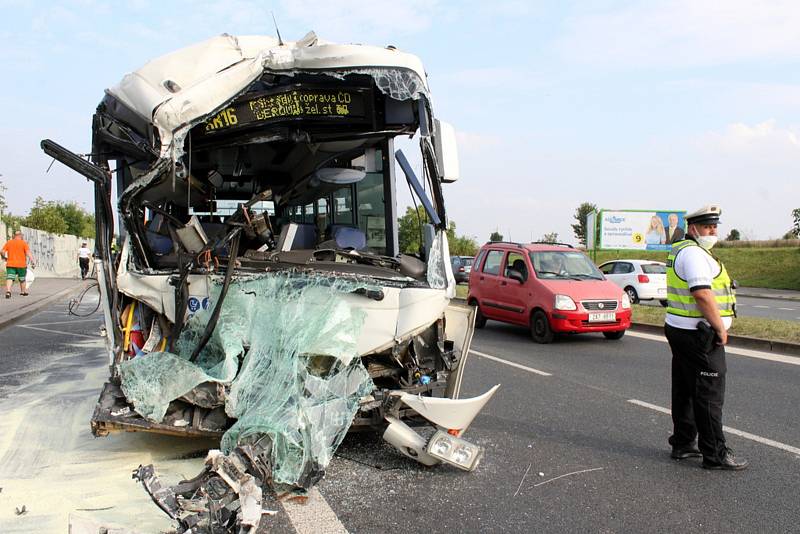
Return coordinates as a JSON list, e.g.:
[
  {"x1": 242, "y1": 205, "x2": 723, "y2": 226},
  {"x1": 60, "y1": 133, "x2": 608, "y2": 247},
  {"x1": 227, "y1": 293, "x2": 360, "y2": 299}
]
[
  {"x1": 1, "y1": 297, "x2": 799, "y2": 533},
  {"x1": 641, "y1": 294, "x2": 800, "y2": 322}
]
